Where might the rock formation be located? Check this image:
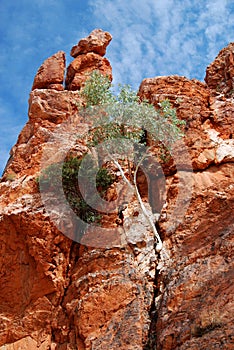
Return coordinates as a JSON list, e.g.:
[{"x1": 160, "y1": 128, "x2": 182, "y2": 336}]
[
  {"x1": 32, "y1": 51, "x2": 66, "y2": 91},
  {"x1": 70, "y1": 29, "x2": 112, "y2": 57},
  {"x1": 139, "y1": 74, "x2": 234, "y2": 349},
  {"x1": 0, "y1": 30, "x2": 233, "y2": 349},
  {"x1": 205, "y1": 42, "x2": 234, "y2": 97},
  {"x1": 66, "y1": 29, "x2": 112, "y2": 91}
]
